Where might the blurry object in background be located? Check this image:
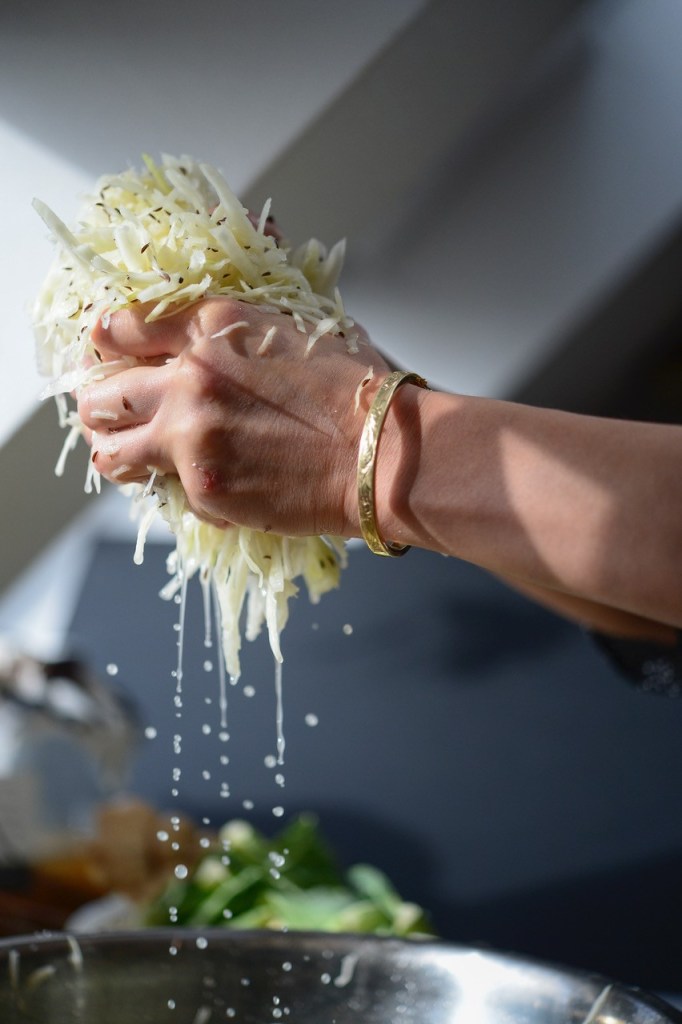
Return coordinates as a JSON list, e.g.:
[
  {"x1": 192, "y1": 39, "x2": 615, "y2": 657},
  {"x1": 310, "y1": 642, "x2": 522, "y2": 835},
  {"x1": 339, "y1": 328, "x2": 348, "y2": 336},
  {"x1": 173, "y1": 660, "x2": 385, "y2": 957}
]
[
  {"x1": 71, "y1": 813, "x2": 434, "y2": 939},
  {"x1": 592, "y1": 630, "x2": 682, "y2": 697},
  {"x1": 145, "y1": 814, "x2": 432, "y2": 936},
  {"x1": 0, "y1": 640, "x2": 139, "y2": 857},
  {"x1": 86, "y1": 798, "x2": 201, "y2": 903},
  {"x1": 0, "y1": 794, "x2": 200, "y2": 937},
  {"x1": 0, "y1": 640, "x2": 141, "y2": 932}
]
